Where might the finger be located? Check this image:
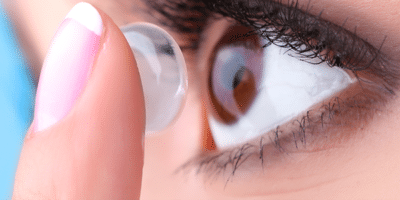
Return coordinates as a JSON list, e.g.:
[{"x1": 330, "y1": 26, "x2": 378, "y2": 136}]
[{"x1": 13, "y1": 3, "x2": 145, "y2": 199}]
